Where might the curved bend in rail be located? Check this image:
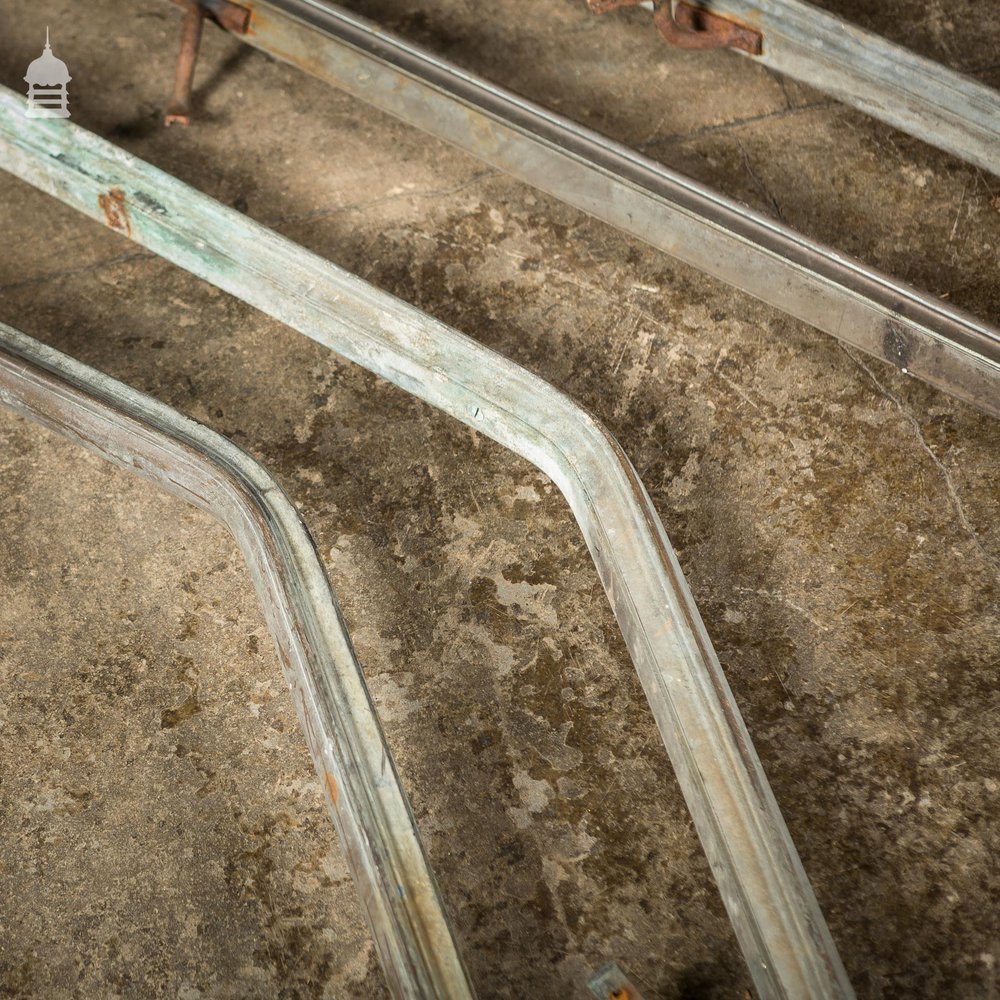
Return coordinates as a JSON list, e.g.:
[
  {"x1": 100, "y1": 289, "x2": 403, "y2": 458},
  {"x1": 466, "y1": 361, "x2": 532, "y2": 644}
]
[
  {"x1": 0, "y1": 323, "x2": 475, "y2": 999},
  {"x1": 0, "y1": 97, "x2": 854, "y2": 998}
]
